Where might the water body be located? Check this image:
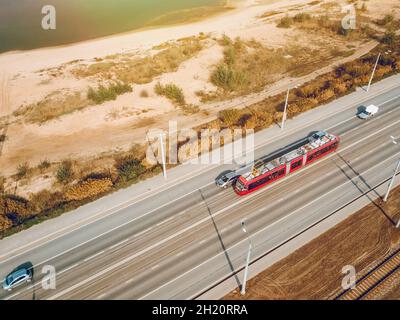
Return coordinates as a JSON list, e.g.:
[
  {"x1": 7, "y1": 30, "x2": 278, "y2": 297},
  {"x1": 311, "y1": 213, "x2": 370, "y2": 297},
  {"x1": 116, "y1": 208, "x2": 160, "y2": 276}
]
[{"x1": 0, "y1": 0, "x2": 225, "y2": 54}]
